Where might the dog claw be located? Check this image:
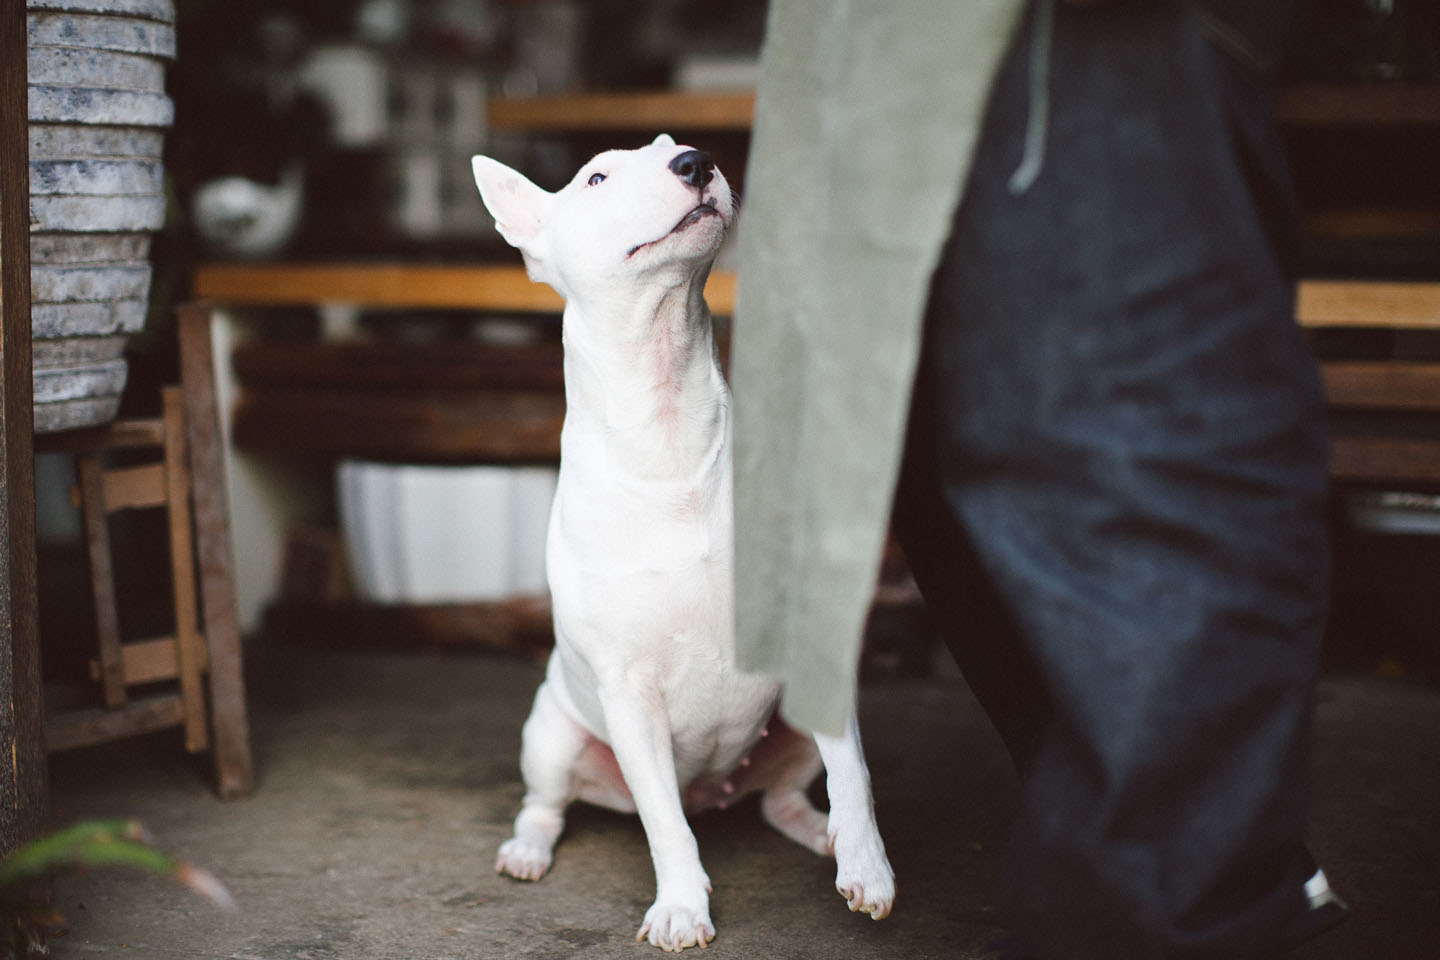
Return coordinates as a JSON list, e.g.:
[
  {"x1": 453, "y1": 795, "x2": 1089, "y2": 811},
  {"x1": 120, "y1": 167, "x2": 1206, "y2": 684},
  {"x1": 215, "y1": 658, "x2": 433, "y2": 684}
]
[
  {"x1": 836, "y1": 880, "x2": 894, "y2": 920},
  {"x1": 495, "y1": 836, "x2": 554, "y2": 882},
  {"x1": 637, "y1": 901, "x2": 715, "y2": 952}
]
